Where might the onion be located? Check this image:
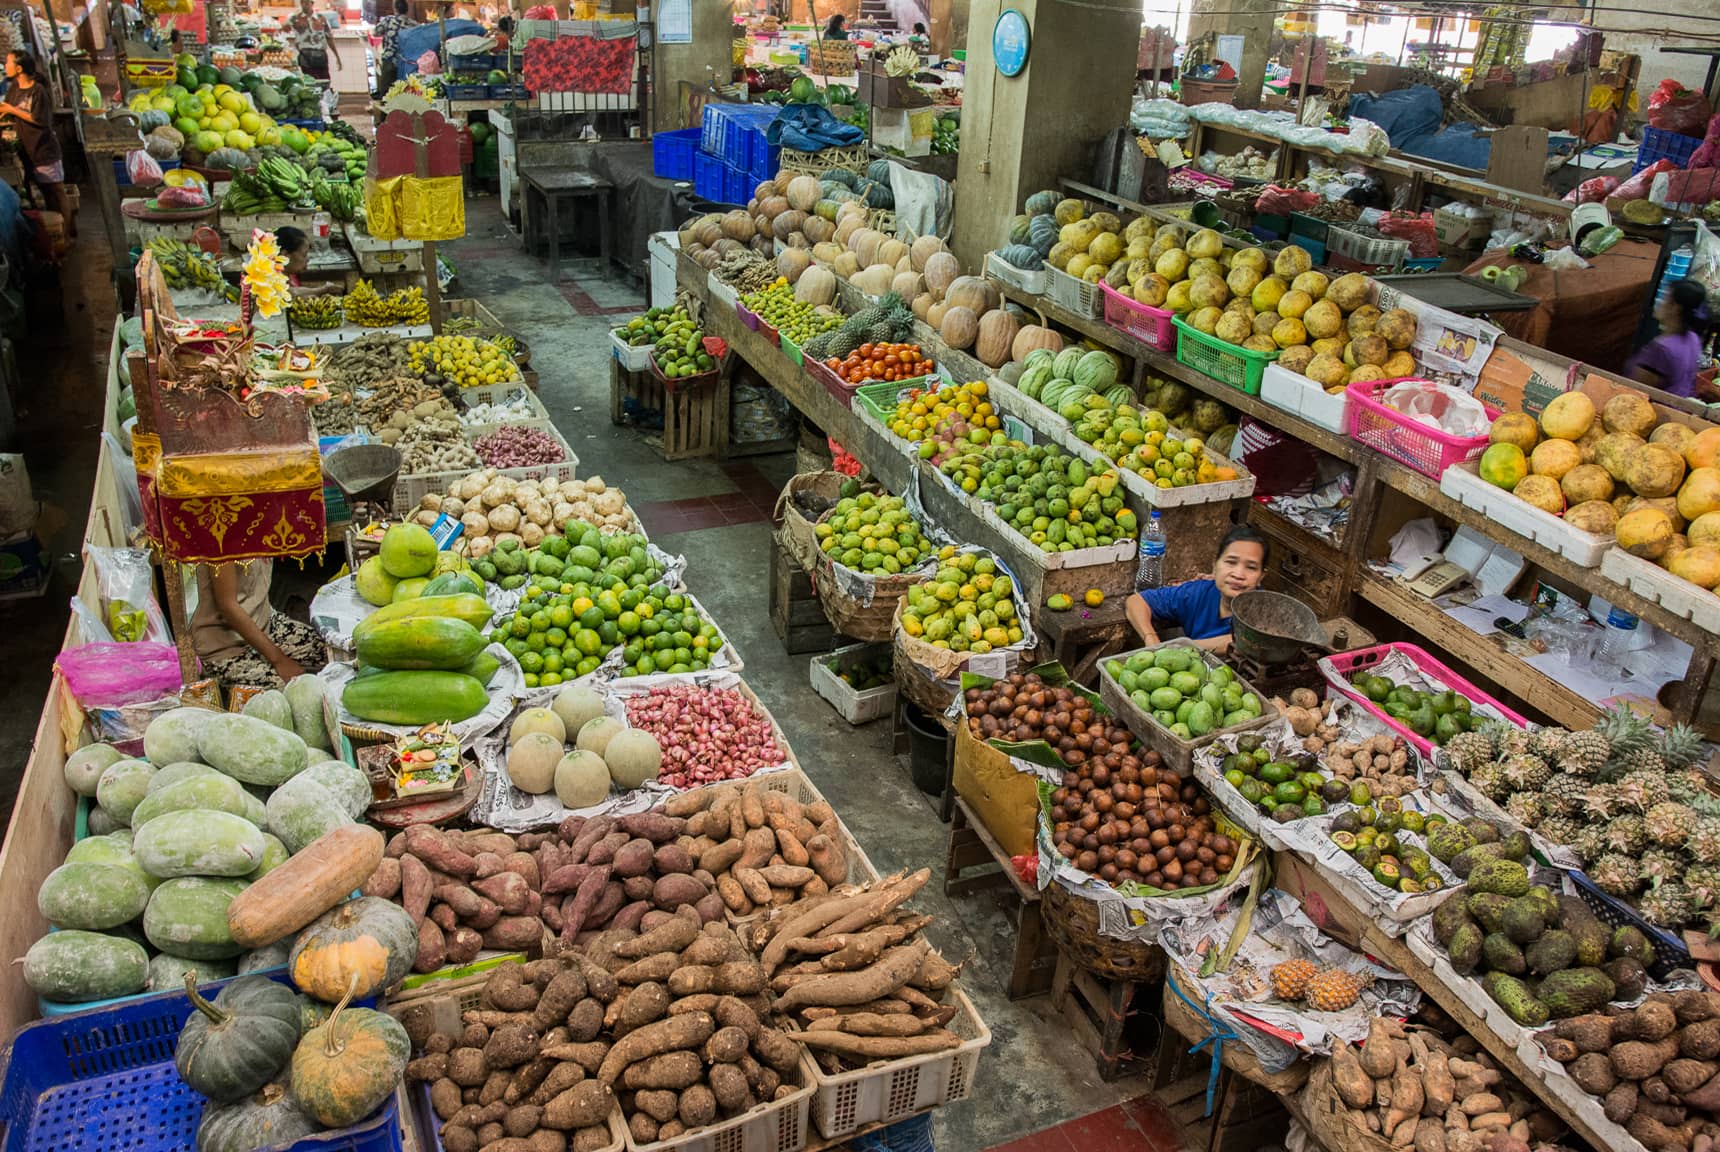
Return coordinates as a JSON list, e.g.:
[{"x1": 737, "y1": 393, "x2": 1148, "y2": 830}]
[{"x1": 622, "y1": 685, "x2": 784, "y2": 788}]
